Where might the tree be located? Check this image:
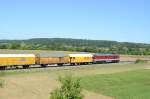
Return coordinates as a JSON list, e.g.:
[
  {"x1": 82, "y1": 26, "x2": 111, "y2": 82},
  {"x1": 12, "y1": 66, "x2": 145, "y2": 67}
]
[
  {"x1": 10, "y1": 43, "x2": 21, "y2": 49},
  {"x1": 1, "y1": 38, "x2": 150, "y2": 55},
  {"x1": 0, "y1": 44, "x2": 8, "y2": 49},
  {"x1": 50, "y1": 75, "x2": 83, "y2": 99}
]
